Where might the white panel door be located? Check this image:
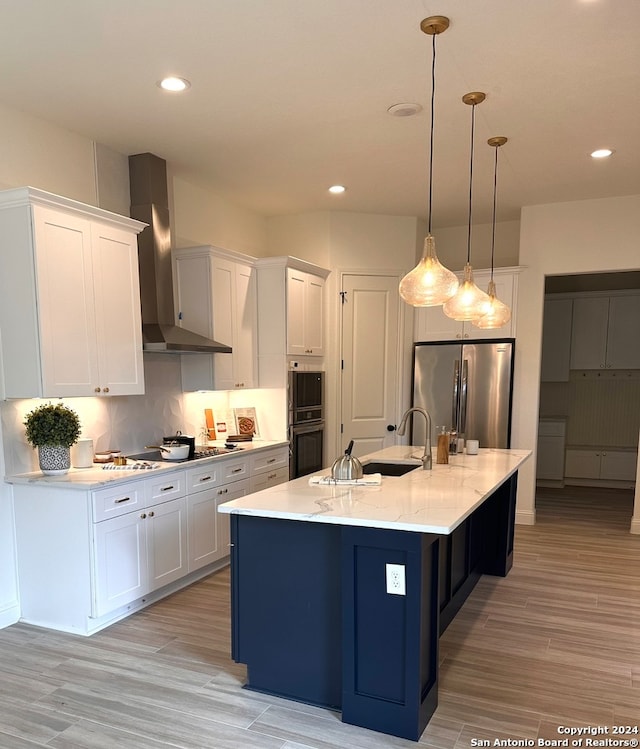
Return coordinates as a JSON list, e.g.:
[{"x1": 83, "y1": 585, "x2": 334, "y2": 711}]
[{"x1": 341, "y1": 274, "x2": 400, "y2": 458}]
